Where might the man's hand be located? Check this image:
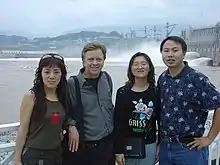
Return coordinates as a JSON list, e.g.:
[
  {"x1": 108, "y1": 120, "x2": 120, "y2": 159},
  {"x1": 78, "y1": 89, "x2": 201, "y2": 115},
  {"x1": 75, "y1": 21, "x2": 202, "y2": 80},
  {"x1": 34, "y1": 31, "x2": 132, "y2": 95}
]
[
  {"x1": 115, "y1": 154, "x2": 125, "y2": 165},
  {"x1": 68, "y1": 126, "x2": 79, "y2": 152},
  {"x1": 187, "y1": 136, "x2": 214, "y2": 150}
]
